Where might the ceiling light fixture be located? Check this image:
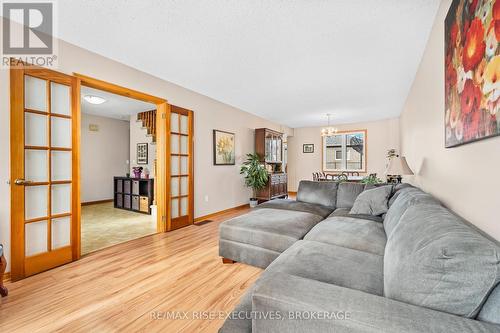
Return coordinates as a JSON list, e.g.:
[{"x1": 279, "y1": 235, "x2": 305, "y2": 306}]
[
  {"x1": 84, "y1": 95, "x2": 107, "y2": 105},
  {"x1": 321, "y1": 113, "x2": 338, "y2": 136}
]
